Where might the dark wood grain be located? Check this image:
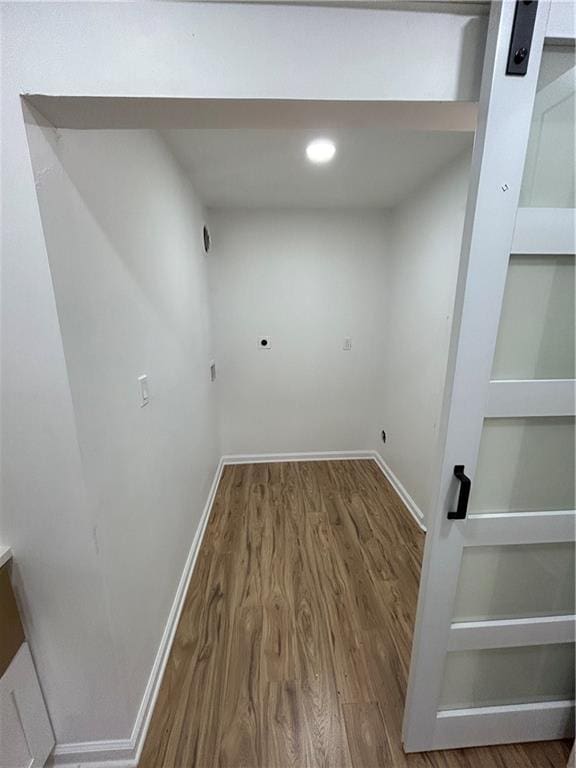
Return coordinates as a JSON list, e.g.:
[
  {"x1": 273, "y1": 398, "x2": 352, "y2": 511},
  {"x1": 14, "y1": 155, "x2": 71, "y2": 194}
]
[
  {"x1": 139, "y1": 460, "x2": 571, "y2": 768},
  {"x1": 0, "y1": 562, "x2": 25, "y2": 677}
]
